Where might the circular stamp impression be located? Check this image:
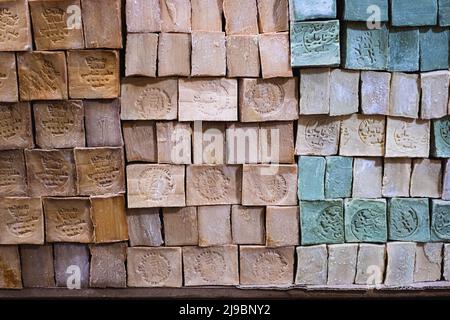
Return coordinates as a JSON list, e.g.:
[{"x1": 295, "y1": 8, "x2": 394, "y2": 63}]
[
  {"x1": 195, "y1": 250, "x2": 226, "y2": 283},
  {"x1": 433, "y1": 208, "x2": 450, "y2": 239},
  {"x1": 245, "y1": 82, "x2": 284, "y2": 115},
  {"x1": 305, "y1": 120, "x2": 338, "y2": 150},
  {"x1": 316, "y1": 205, "x2": 344, "y2": 241},
  {"x1": 253, "y1": 251, "x2": 288, "y2": 282},
  {"x1": 135, "y1": 87, "x2": 171, "y2": 118},
  {"x1": 139, "y1": 167, "x2": 175, "y2": 202},
  {"x1": 254, "y1": 174, "x2": 288, "y2": 203},
  {"x1": 194, "y1": 167, "x2": 230, "y2": 201},
  {"x1": 137, "y1": 252, "x2": 171, "y2": 285},
  {"x1": 351, "y1": 209, "x2": 385, "y2": 241},
  {"x1": 358, "y1": 119, "x2": 384, "y2": 146},
  {"x1": 391, "y1": 207, "x2": 419, "y2": 239},
  {"x1": 439, "y1": 119, "x2": 450, "y2": 146}
]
